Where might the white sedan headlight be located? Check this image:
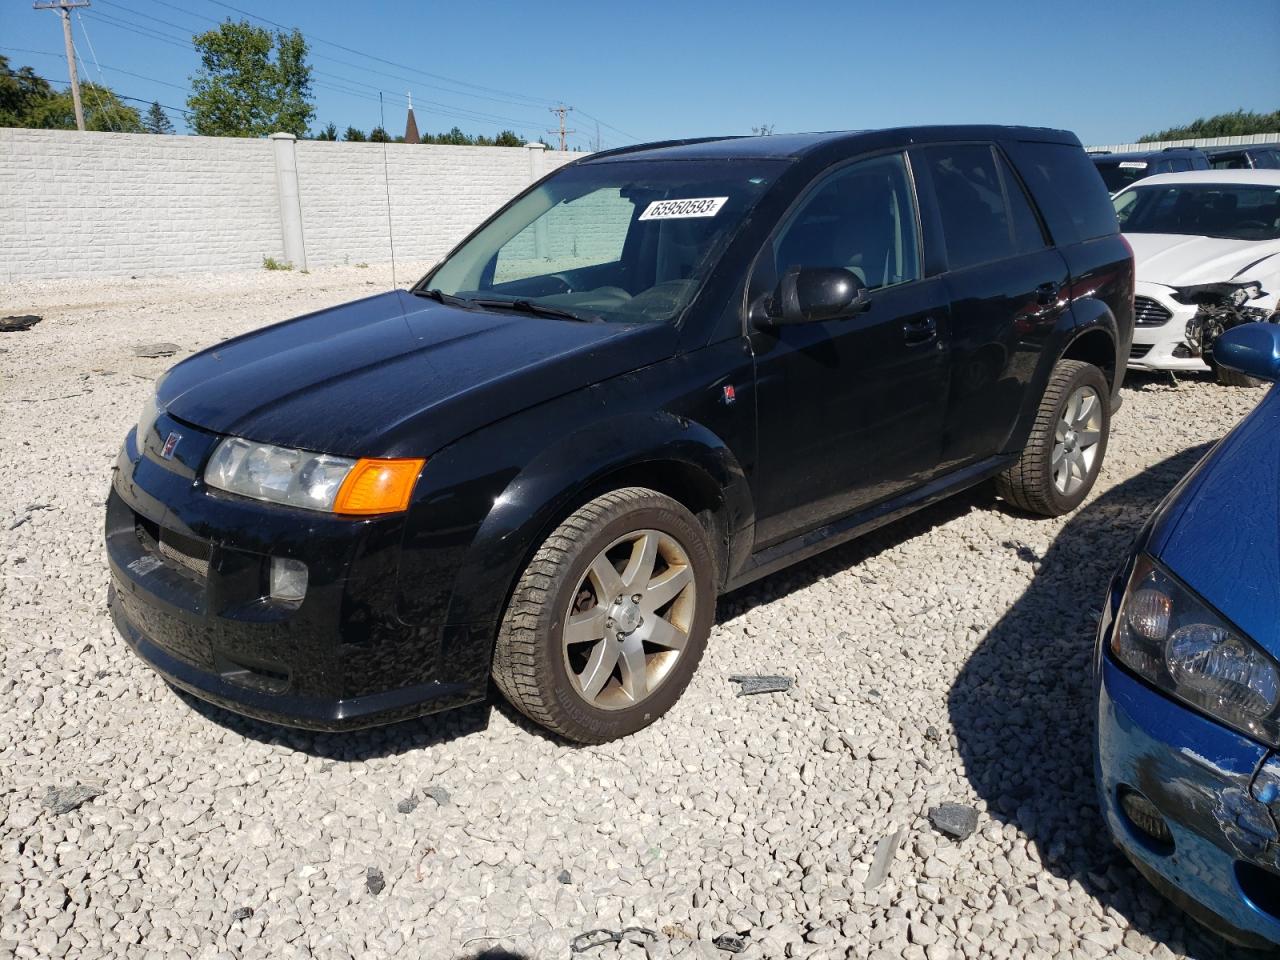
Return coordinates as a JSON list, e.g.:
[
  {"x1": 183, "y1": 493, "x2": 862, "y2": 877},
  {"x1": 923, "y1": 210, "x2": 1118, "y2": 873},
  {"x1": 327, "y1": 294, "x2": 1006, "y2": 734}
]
[
  {"x1": 1113, "y1": 554, "x2": 1280, "y2": 746},
  {"x1": 205, "y1": 437, "x2": 356, "y2": 512}
]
